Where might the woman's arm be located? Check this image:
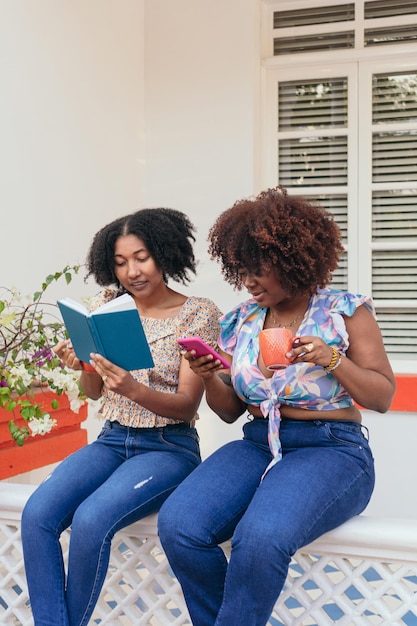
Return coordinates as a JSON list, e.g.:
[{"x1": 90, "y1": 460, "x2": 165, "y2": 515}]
[
  {"x1": 79, "y1": 369, "x2": 104, "y2": 400},
  {"x1": 290, "y1": 305, "x2": 396, "y2": 412},
  {"x1": 203, "y1": 371, "x2": 247, "y2": 423},
  {"x1": 90, "y1": 353, "x2": 204, "y2": 423},
  {"x1": 336, "y1": 305, "x2": 396, "y2": 412},
  {"x1": 180, "y1": 349, "x2": 246, "y2": 423},
  {"x1": 54, "y1": 340, "x2": 104, "y2": 400}
]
